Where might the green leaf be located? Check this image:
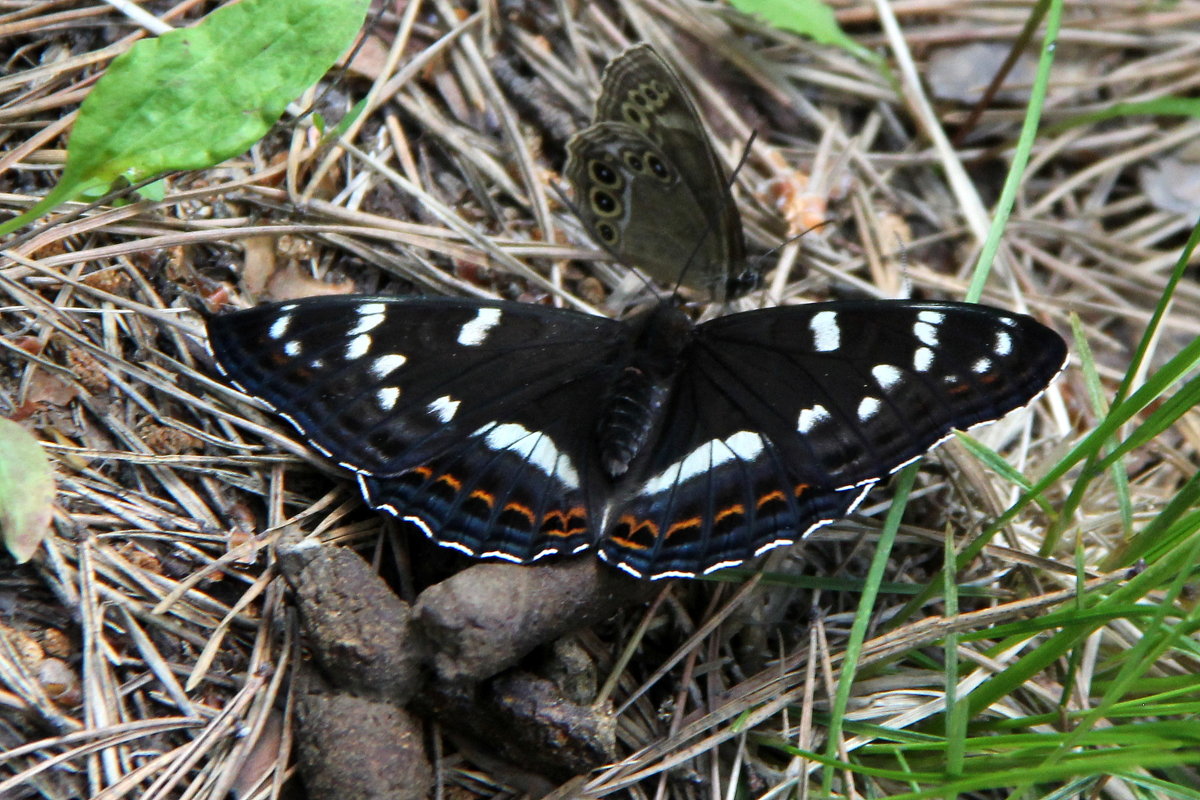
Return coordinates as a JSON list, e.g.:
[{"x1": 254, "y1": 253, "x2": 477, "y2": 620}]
[
  {"x1": 728, "y1": 0, "x2": 879, "y2": 64},
  {"x1": 0, "y1": 0, "x2": 369, "y2": 236},
  {"x1": 0, "y1": 419, "x2": 55, "y2": 563}
]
